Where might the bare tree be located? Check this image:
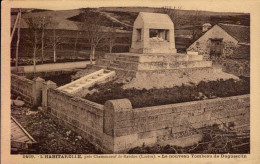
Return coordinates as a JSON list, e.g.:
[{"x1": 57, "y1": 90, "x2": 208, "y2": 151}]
[
  {"x1": 189, "y1": 10, "x2": 203, "y2": 42},
  {"x1": 73, "y1": 31, "x2": 80, "y2": 59},
  {"x1": 80, "y1": 9, "x2": 107, "y2": 64},
  {"x1": 107, "y1": 27, "x2": 117, "y2": 53},
  {"x1": 48, "y1": 21, "x2": 63, "y2": 63},
  {"x1": 51, "y1": 29, "x2": 63, "y2": 62},
  {"x1": 157, "y1": 6, "x2": 182, "y2": 27},
  {"x1": 12, "y1": 9, "x2": 22, "y2": 70},
  {"x1": 24, "y1": 16, "x2": 42, "y2": 74},
  {"x1": 40, "y1": 16, "x2": 51, "y2": 64}
]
